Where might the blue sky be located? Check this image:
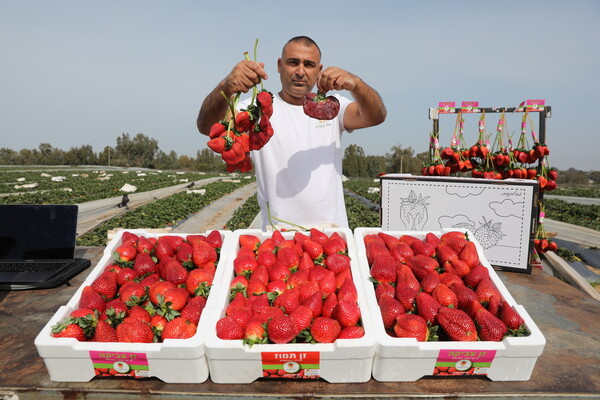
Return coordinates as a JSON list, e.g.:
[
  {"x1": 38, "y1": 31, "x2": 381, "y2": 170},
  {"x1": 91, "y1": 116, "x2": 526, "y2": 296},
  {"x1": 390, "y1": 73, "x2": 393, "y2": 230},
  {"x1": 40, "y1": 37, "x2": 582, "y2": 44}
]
[{"x1": 1, "y1": 0, "x2": 599, "y2": 171}]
